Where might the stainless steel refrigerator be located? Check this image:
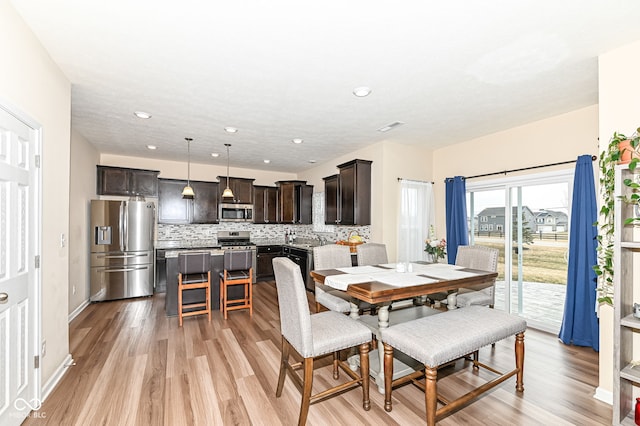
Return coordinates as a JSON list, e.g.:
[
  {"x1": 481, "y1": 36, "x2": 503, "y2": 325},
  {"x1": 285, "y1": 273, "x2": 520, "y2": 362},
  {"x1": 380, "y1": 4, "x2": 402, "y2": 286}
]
[{"x1": 90, "y1": 200, "x2": 155, "y2": 301}]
